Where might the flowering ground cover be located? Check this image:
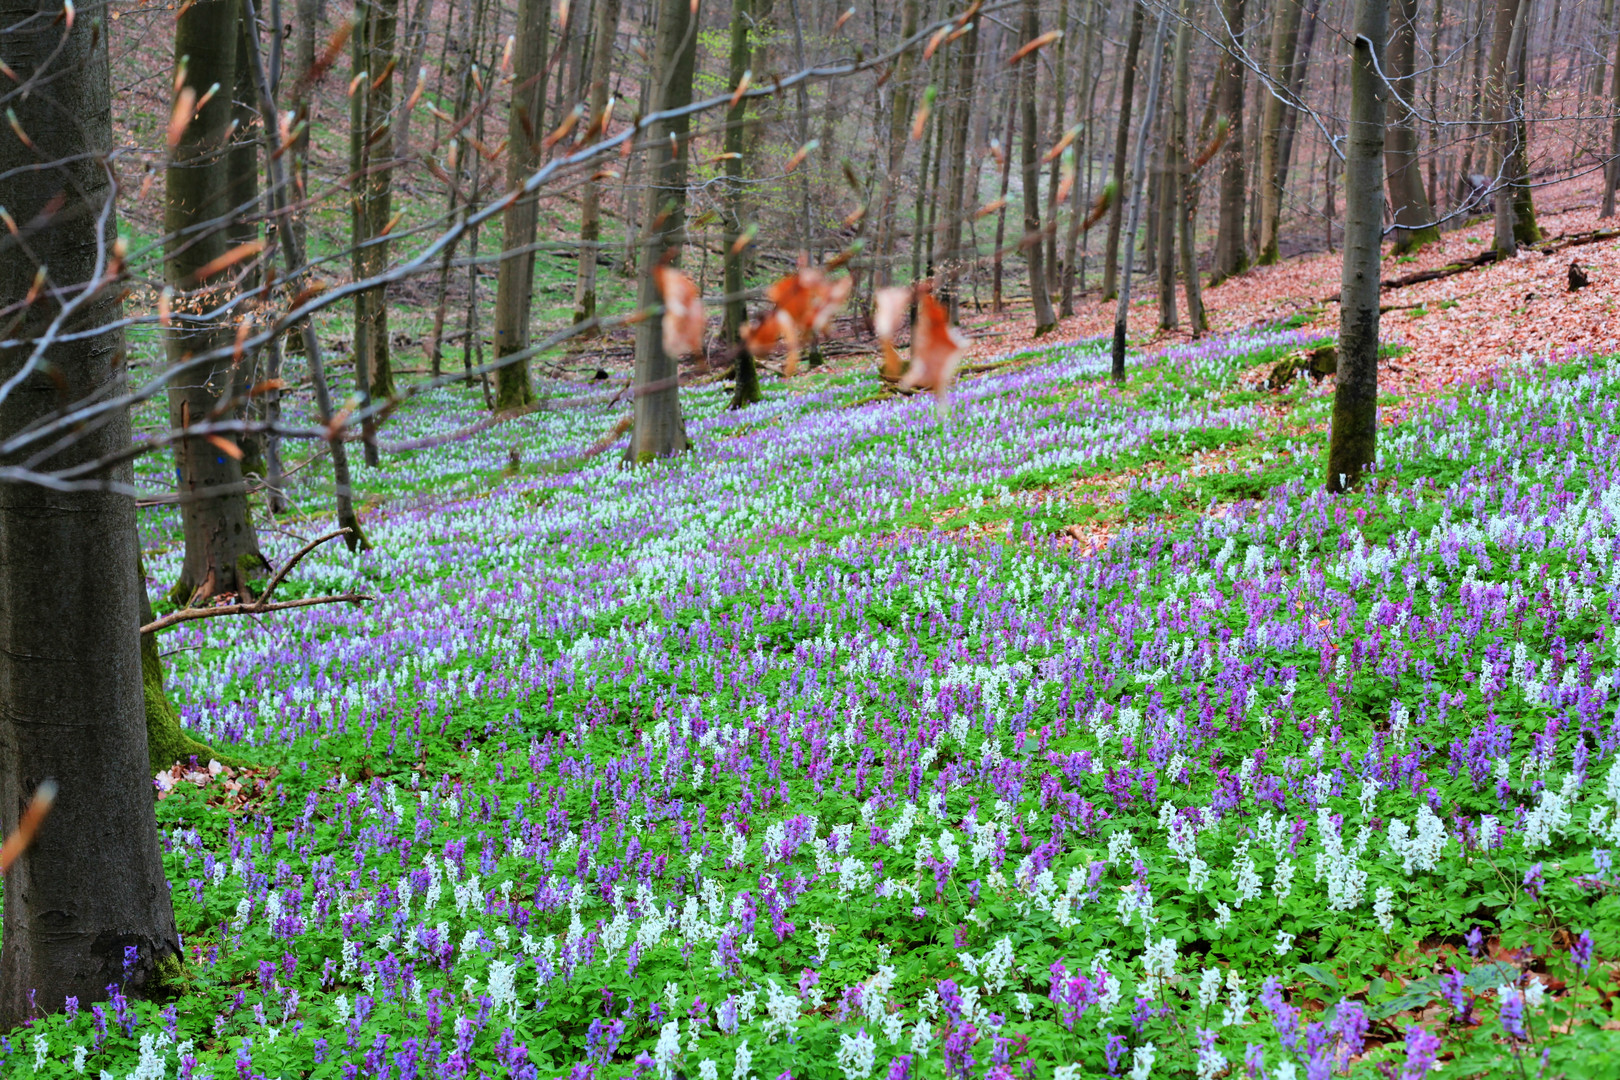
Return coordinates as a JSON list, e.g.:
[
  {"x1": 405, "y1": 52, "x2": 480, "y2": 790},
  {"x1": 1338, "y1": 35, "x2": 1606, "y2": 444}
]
[{"x1": 9, "y1": 332, "x2": 1620, "y2": 1079}]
